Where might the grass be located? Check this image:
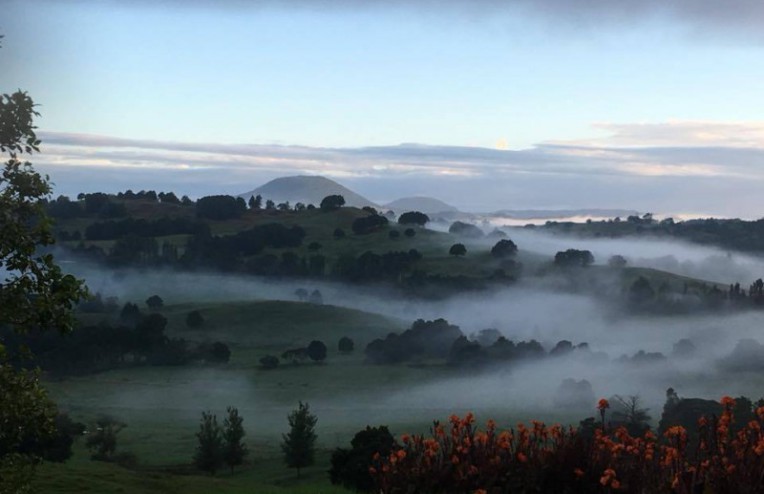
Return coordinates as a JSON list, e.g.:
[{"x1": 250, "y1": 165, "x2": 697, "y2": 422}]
[{"x1": 34, "y1": 446, "x2": 350, "y2": 494}]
